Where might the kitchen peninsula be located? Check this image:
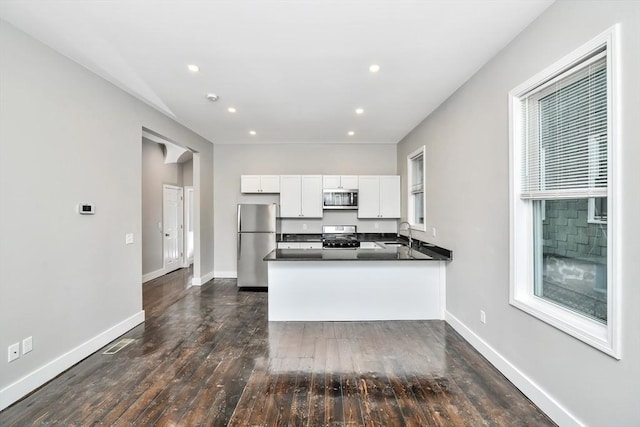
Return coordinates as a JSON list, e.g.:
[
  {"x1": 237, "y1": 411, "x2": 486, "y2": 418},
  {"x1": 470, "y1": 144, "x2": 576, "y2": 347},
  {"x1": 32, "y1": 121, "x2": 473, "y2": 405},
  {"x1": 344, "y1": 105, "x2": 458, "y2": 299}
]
[{"x1": 265, "y1": 240, "x2": 451, "y2": 321}]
